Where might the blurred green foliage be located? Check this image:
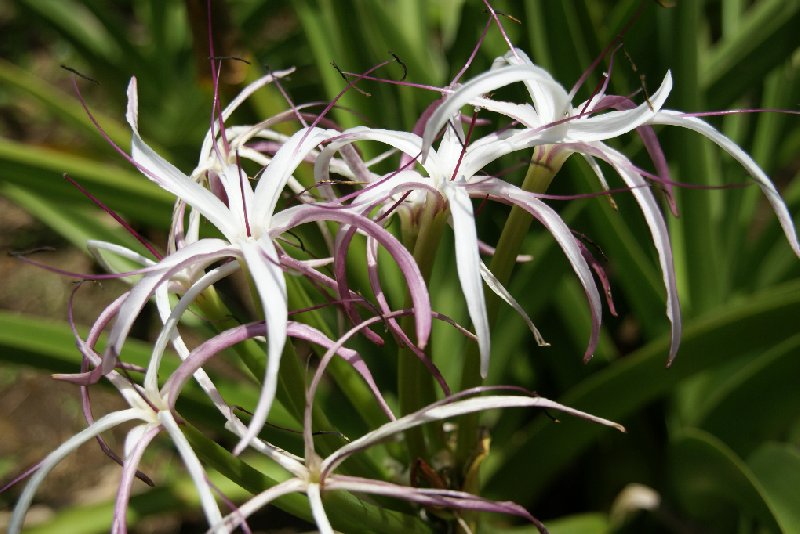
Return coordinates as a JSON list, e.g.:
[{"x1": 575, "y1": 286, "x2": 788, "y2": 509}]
[{"x1": 1, "y1": 0, "x2": 798, "y2": 532}]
